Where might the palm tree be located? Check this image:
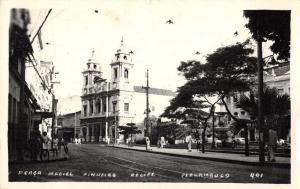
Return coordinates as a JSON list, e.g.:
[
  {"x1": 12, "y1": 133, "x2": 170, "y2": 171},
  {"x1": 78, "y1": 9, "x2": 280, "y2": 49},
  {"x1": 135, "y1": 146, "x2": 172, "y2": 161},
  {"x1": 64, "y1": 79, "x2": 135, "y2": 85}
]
[{"x1": 235, "y1": 87, "x2": 290, "y2": 142}]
